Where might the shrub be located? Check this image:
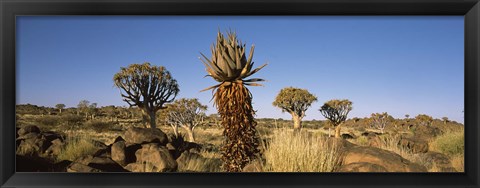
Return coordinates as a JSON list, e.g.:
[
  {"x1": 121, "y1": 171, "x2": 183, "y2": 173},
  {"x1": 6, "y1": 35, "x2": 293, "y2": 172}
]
[
  {"x1": 60, "y1": 114, "x2": 84, "y2": 127},
  {"x1": 35, "y1": 115, "x2": 61, "y2": 127},
  {"x1": 56, "y1": 136, "x2": 98, "y2": 162},
  {"x1": 84, "y1": 119, "x2": 112, "y2": 132},
  {"x1": 430, "y1": 129, "x2": 464, "y2": 156},
  {"x1": 263, "y1": 128, "x2": 342, "y2": 172}
]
